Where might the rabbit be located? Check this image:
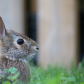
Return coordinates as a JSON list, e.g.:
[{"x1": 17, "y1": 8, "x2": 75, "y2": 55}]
[{"x1": 0, "y1": 17, "x2": 39, "y2": 83}]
